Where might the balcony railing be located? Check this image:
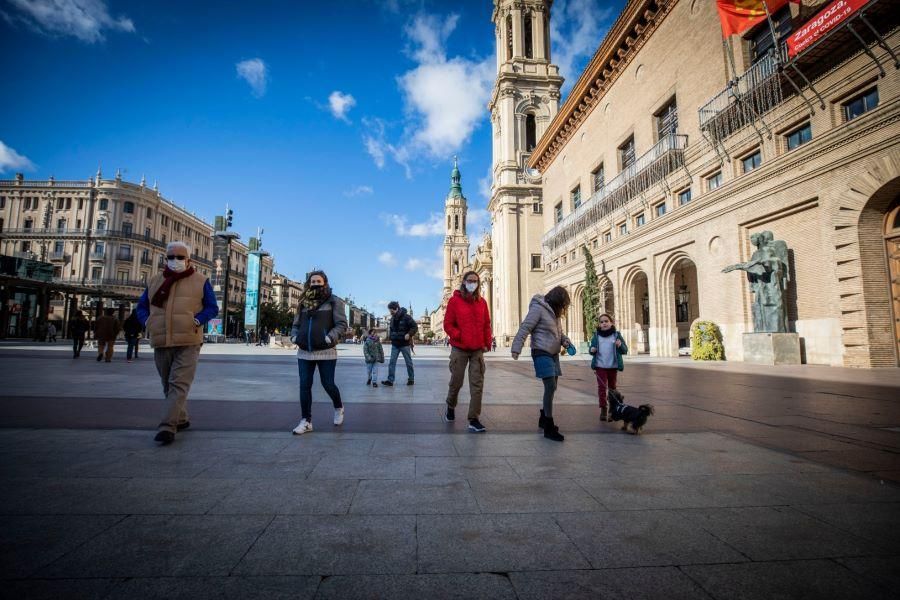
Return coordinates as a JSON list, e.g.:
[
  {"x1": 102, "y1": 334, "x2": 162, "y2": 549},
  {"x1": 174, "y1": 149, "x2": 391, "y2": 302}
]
[
  {"x1": 0, "y1": 228, "x2": 91, "y2": 238},
  {"x1": 115, "y1": 252, "x2": 134, "y2": 262},
  {"x1": 89, "y1": 250, "x2": 106, "y2": 261},
  {"x1": 698, "y1": 51, "x2": 784, "y2": 145},
  {"x1": 49, "y1": 251, "x2": 69, "y2": 262},
  {"x1": 51, "y1": 277, "x2": 145, "y2": 289},
  {"x1": 0, "y1": 180, "x2": 91, "y2": 188},
  {"x1": 542, "y1": 134, "x2": 688, "y2": 252},
  {"x1": 140, "y1": 255, "x2": 154, "y2": 266}
]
